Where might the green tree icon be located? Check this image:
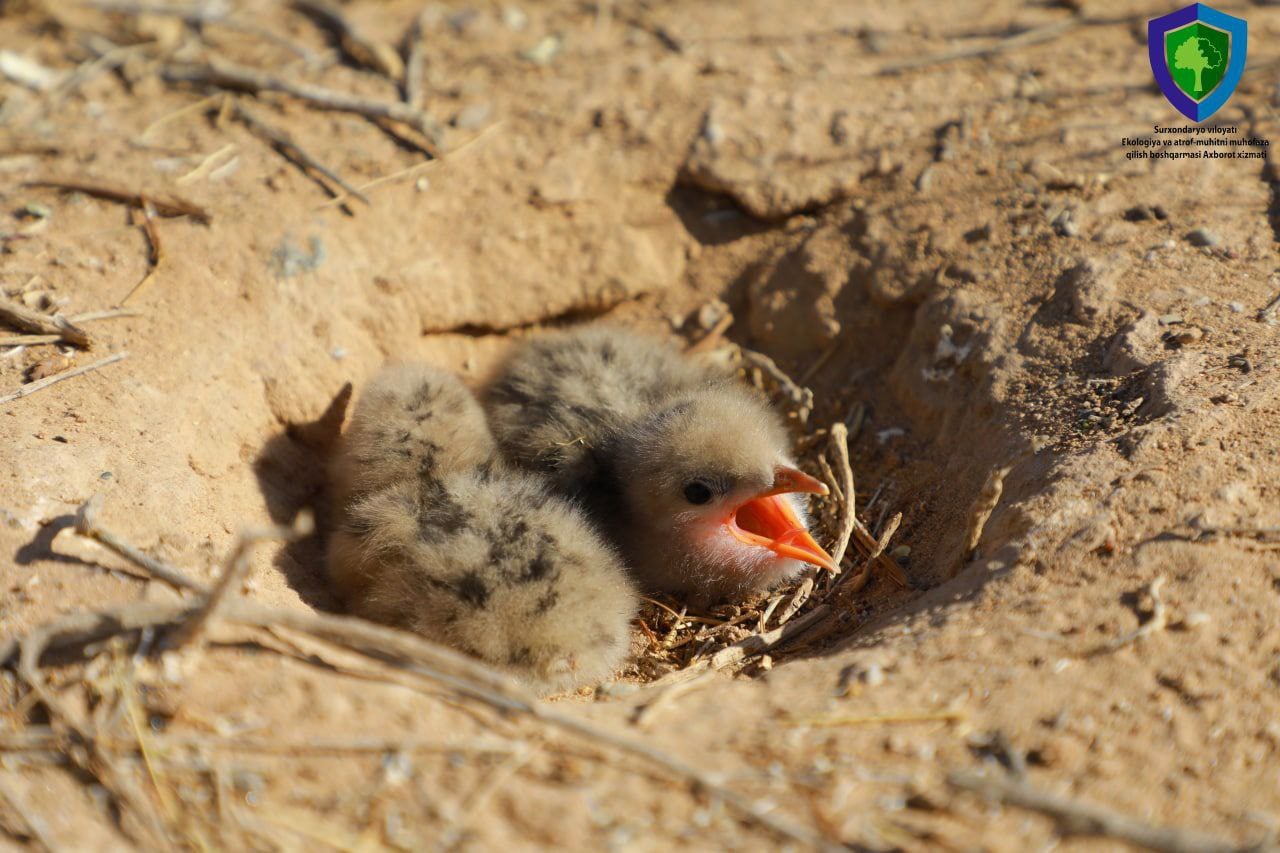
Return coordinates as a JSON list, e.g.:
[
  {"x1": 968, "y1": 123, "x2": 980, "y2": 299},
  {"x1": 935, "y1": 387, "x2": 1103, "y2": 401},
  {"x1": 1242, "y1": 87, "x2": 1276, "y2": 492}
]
[{"x1": 1174, "y1": 36, "x2": 1223, "y2": 94}]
